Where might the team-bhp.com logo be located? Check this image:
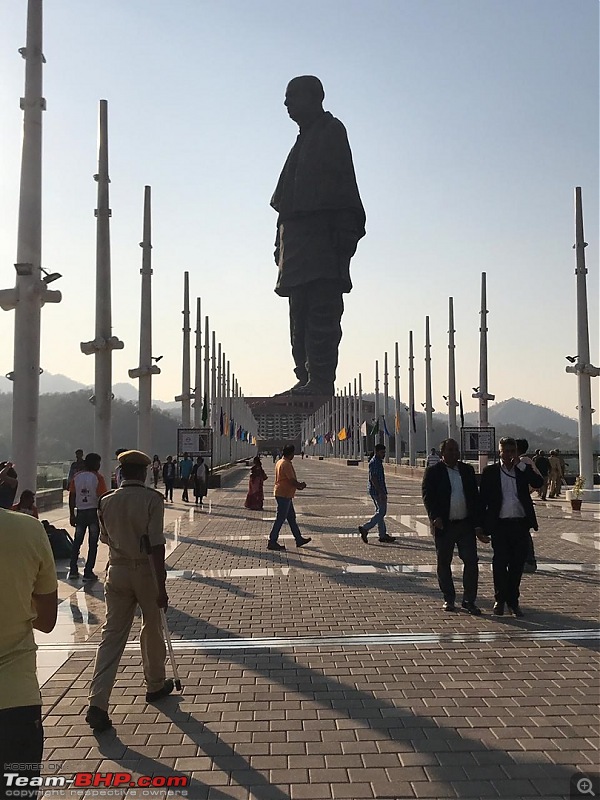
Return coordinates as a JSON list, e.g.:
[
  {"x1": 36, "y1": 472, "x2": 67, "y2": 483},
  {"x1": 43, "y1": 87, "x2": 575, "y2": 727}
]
[{"x1": 3, "y1": 772, "x2": 190, "y2": 796}]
